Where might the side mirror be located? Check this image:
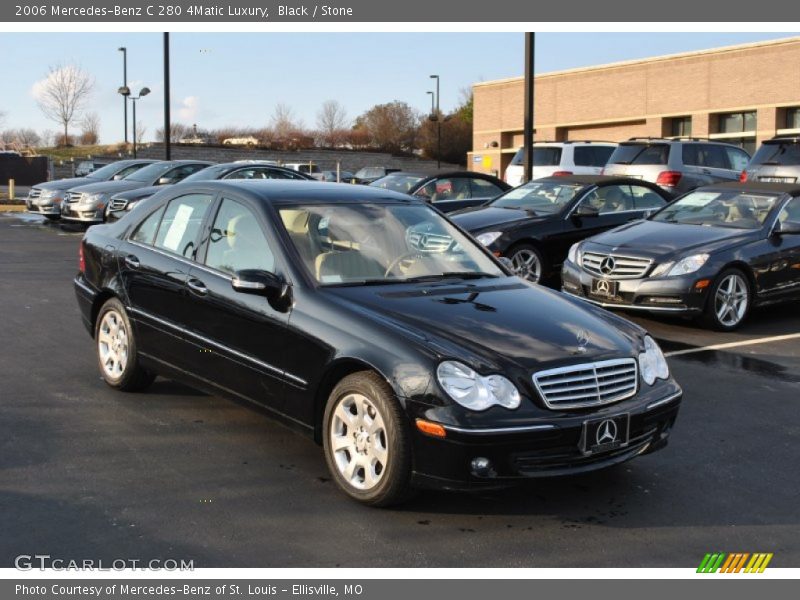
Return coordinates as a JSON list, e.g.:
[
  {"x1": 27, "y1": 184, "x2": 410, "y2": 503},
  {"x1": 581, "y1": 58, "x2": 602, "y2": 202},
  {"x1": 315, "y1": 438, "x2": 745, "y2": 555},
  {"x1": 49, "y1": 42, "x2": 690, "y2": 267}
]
[
  {"x1": 231, "y1": 269, "x2": 292, "y2": 311},
  {"x1": 573, "y1": 204, "x2": 600, "y2": 218},
  {"x1": 112, "y1": 174, "x2": 125, "y2": 180},
  {"x1": 774, "y1": 219, "x2": 800, "y2": 235},
  {"x1": 157, "y1": 176, "x2": 175, "y2": 185}
]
